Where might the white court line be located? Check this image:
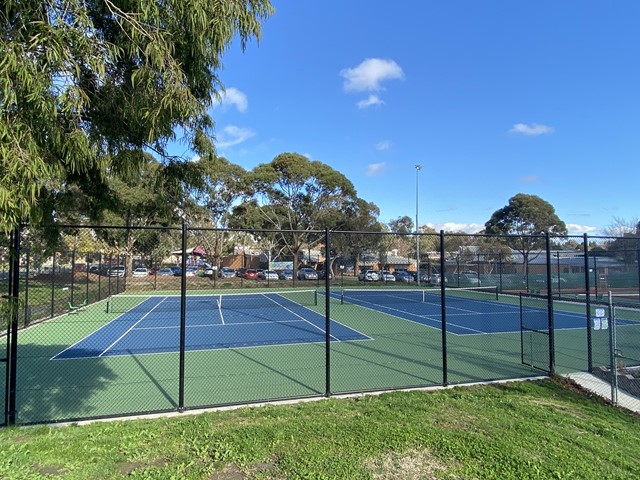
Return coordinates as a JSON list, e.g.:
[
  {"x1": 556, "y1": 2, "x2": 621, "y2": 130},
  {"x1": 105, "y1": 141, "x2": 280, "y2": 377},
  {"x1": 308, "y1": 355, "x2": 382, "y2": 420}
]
[
  {"x1": 99, "y1": 297, "x2": 170, "y2": 357},
  {"x1": 263, "y1": 294, "x2": 342, "y2": 342}
]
